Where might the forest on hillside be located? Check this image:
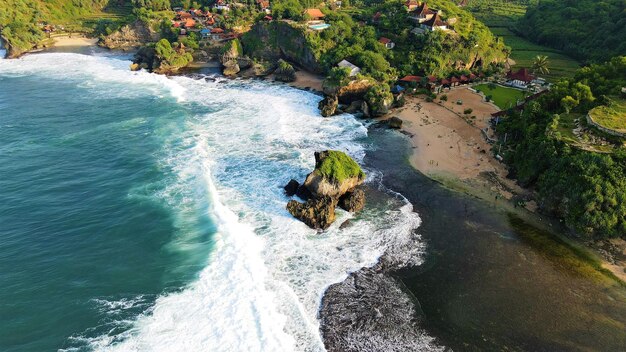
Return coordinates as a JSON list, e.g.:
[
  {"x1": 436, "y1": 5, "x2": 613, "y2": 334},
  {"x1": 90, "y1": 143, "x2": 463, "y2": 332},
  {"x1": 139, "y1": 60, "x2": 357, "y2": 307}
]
[
  {"x1": 497, "y1": 56, "x2": 626, "y2": 238},
  {"x1": 518, "y1": 0, "x2": 626, "y2": 63}
]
